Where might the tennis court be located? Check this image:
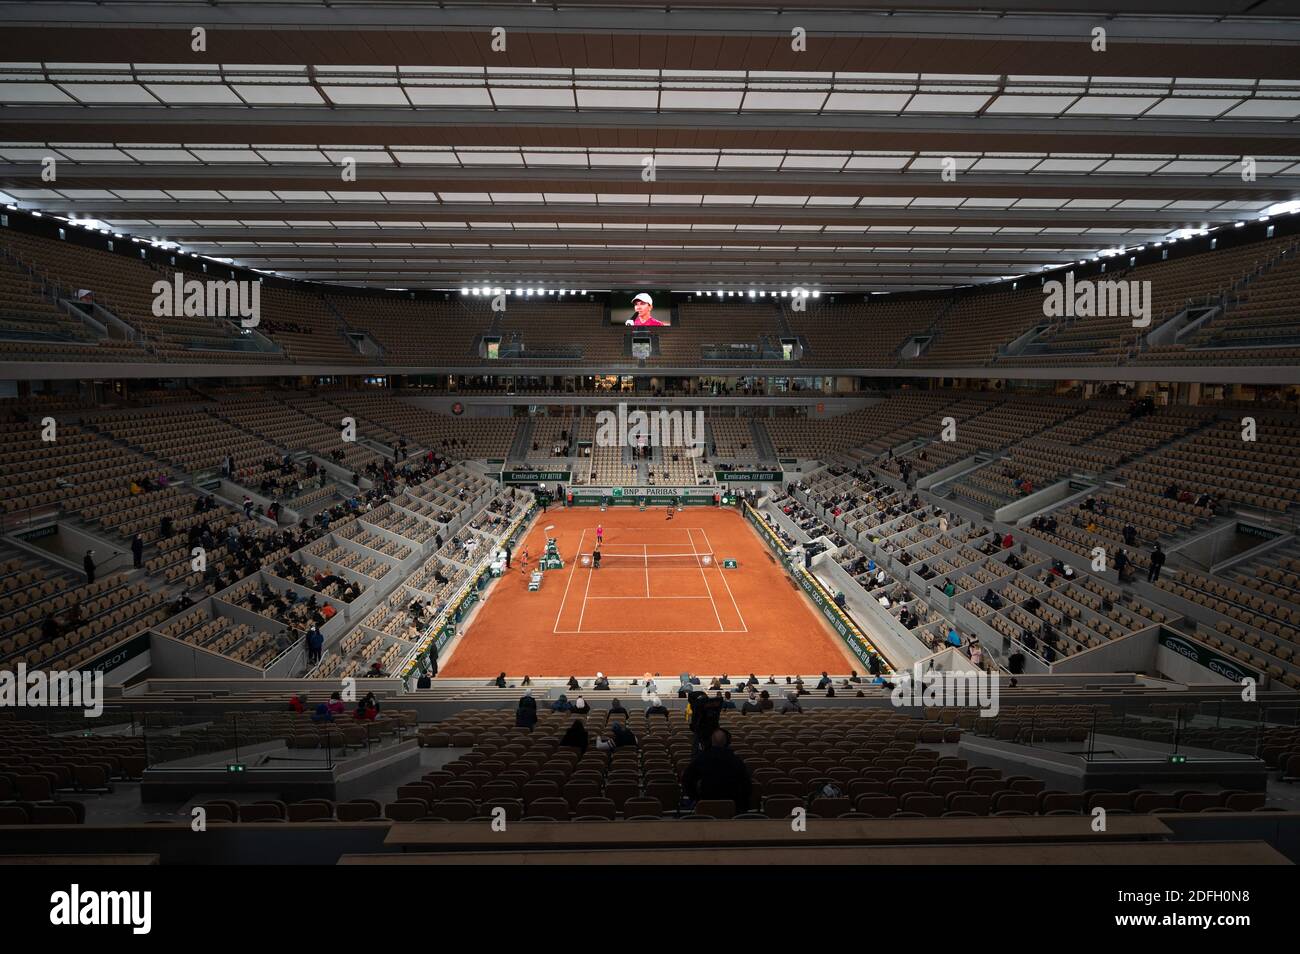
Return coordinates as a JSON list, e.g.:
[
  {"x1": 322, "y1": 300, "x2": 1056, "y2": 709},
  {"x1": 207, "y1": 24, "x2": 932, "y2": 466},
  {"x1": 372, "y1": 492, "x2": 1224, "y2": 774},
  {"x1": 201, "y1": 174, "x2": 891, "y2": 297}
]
[
  {"x1": 437, "y1": 507, "x2": 857, "y2": 678},
  {"x1": 552, "y1": 527, "x2": 747, "y2": 634}
]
